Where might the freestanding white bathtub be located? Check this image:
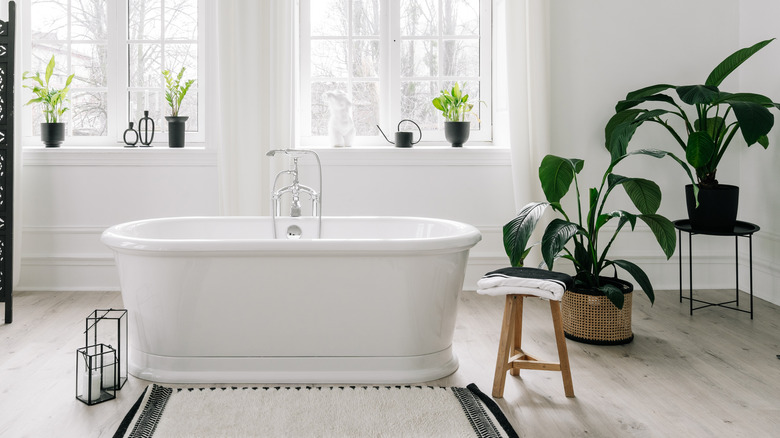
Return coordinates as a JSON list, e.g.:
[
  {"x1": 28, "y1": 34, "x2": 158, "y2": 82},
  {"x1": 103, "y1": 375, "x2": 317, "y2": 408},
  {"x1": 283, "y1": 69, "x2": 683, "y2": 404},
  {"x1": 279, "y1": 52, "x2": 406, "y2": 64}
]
[{"x1": 101, "y1": 216, "x2": 481, "y2": 384}]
